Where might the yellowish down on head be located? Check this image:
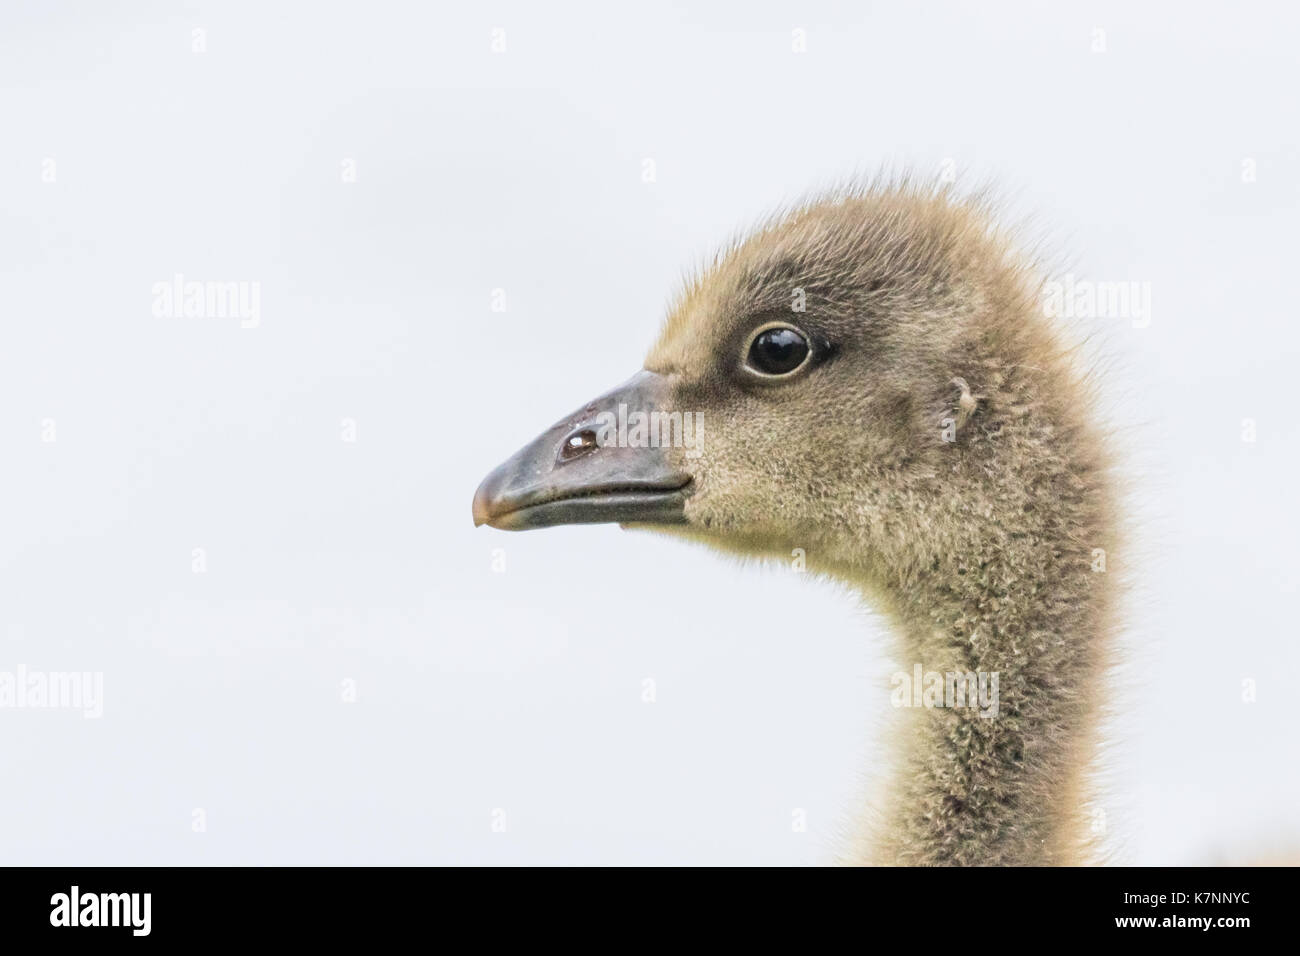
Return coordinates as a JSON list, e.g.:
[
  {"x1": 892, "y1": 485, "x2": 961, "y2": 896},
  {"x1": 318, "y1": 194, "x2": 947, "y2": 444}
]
[{"x1": 474, "y1": 177, "x2": 1117, "y2": 866}]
